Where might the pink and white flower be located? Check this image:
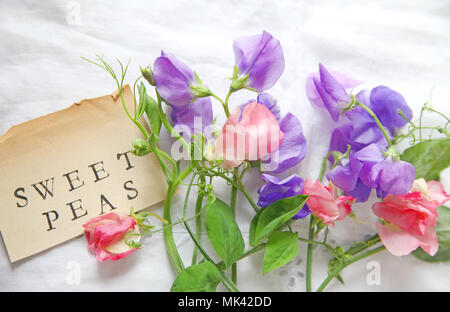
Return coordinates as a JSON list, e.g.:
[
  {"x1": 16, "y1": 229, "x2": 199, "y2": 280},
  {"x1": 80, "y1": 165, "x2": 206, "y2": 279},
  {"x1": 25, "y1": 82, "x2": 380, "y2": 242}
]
[
  {"x1": 372, "y1": 179, "x2": 450, "y2": 256},
  {"x1": 214, "y1": 102, "x2": 284, "y2": 169},
  {"x1": 83, "y1": 212, "x2": 139, "y2": 262}
]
